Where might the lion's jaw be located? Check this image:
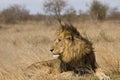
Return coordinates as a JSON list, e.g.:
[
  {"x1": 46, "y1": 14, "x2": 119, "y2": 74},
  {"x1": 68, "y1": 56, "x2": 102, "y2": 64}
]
[{"x1": 53, "y1": 54, "x2": 60, "y2": 58}]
